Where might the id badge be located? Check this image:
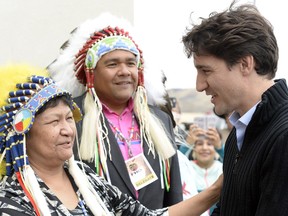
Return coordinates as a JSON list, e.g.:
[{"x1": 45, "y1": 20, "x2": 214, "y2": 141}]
[{"x1": 125, "y1": 153, "x2": 158, "y2": 190}]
